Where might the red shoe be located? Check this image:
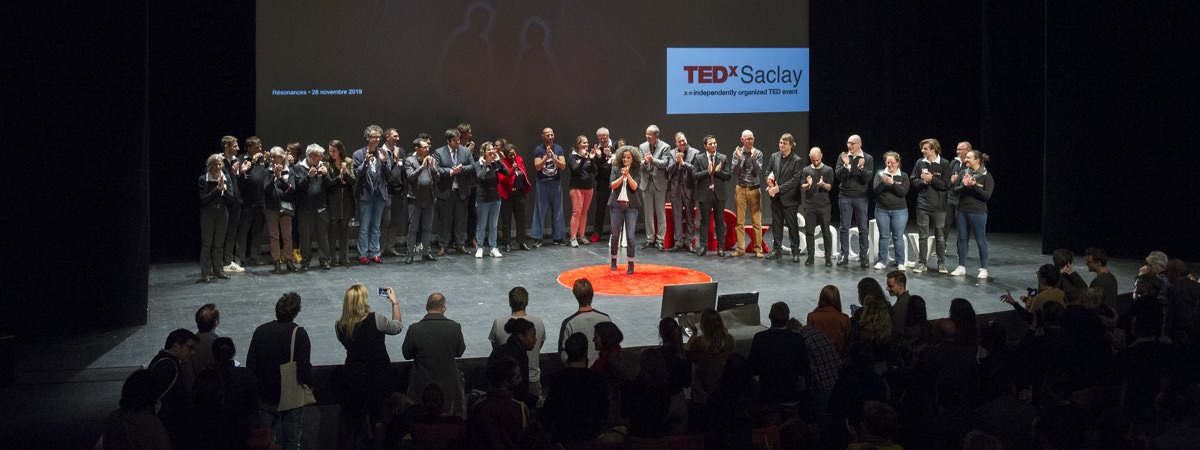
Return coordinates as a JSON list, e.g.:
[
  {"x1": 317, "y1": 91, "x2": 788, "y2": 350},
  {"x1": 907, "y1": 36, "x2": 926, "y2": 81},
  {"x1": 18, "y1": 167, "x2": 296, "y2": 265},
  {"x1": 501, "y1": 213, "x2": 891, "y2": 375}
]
[
  {"x1": 359, "y1": 256, "x2": 370, "y2": 265},
  {"x1": 370, "y1": 256, "x2": 383, "y2": 264}
]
